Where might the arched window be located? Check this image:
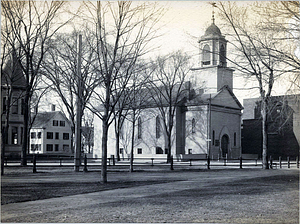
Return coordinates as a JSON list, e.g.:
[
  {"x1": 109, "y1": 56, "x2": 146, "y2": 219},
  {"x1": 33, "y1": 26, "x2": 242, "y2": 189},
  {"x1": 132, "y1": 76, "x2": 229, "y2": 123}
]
[
  {"x1": 138, "y1": 117, "x2": 142, "y2": 139},
  {"x1": 212, "y1": 130, "x2": 215, "y2": 145},
  {"x1": 220, "y1": 44, "x2": 226, "y2": 66},
  {"x1": 202, "y1": 44, "x2": 211, "y2": 65},
  {"x1": 156, "y1": 116, "x2": 160, "y2": 138},
  {"x1": 192, "y1": 118, "x2": 196, "y2": 134}
]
